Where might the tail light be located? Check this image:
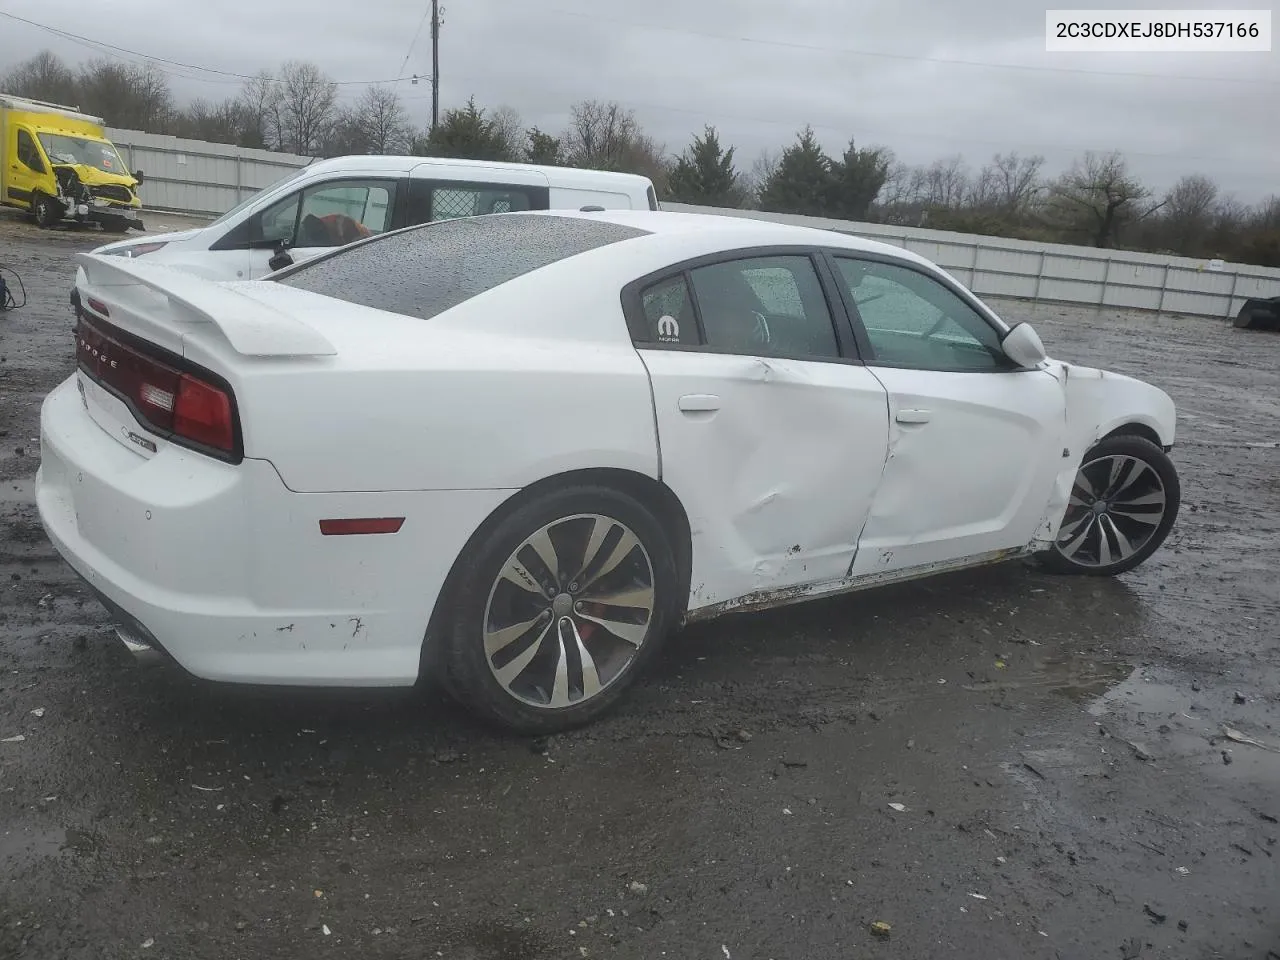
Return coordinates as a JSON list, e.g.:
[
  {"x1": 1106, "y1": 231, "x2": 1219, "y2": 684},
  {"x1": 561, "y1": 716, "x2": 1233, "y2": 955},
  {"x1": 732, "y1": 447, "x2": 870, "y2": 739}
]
[
  {"x1": 76, "y1": 314, "x2": 239, "y2": 459},
  {"x1": 108, "y1": 241, "x2": 168, "y2": 259}
]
